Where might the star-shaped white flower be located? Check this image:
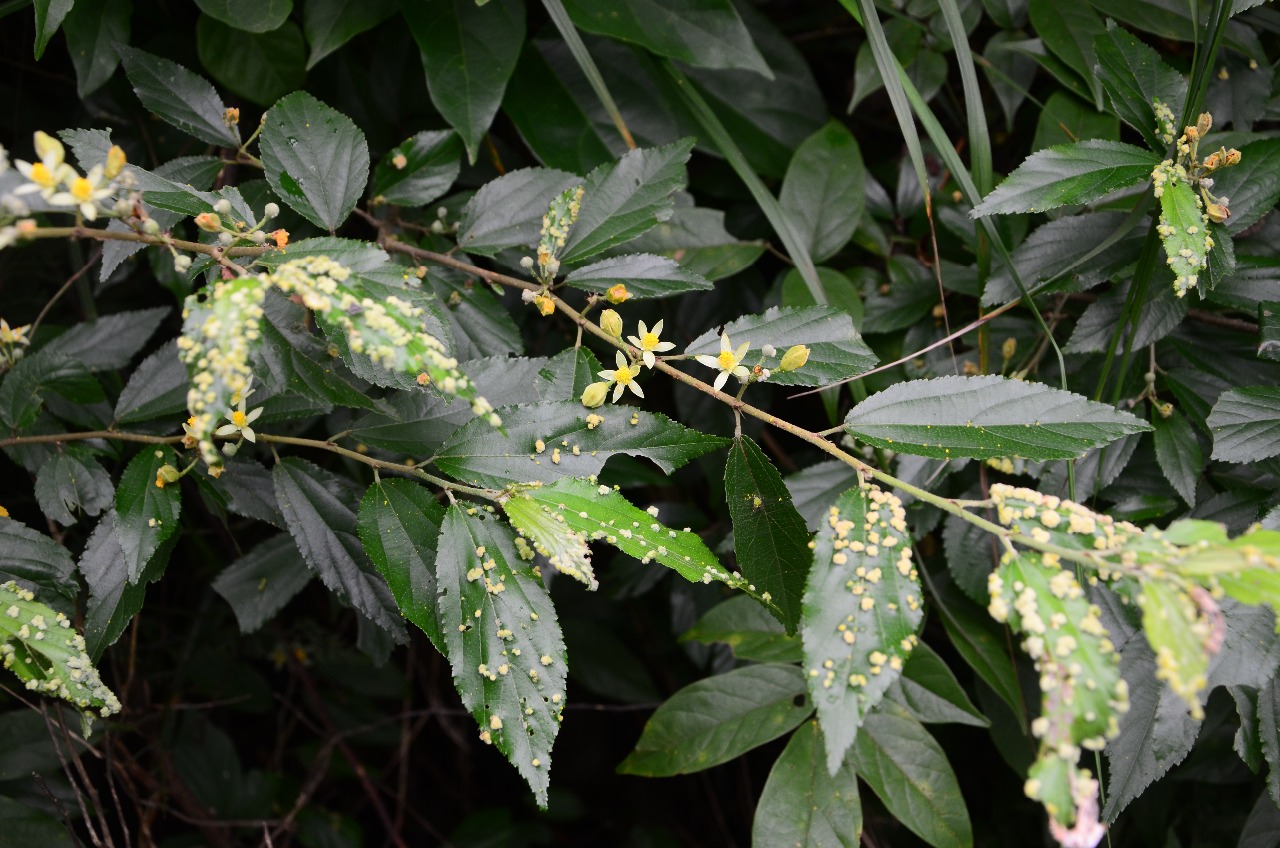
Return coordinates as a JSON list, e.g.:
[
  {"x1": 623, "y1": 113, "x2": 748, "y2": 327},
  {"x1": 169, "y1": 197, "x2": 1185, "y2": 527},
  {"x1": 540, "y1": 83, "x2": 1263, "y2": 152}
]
[
  {"x1": 695, "y1": 332, "x2": 750, "y2": 392},
  {"x1": 214, "y1": 385, "x2": 264, "y2": 443},
  {"x1": 598, "y1": 350, "x2": 644, "y2": 402},
  {"x1": 627, "y1": 319, "x2": 676, "y2": 369},
  {"x1": 13, "y1": 131, "x2": 75, "y2": 201},
  {"x1": 48, "y1": 164, "x2": 115, "y2": 220}
]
